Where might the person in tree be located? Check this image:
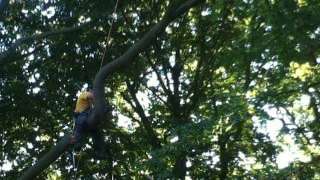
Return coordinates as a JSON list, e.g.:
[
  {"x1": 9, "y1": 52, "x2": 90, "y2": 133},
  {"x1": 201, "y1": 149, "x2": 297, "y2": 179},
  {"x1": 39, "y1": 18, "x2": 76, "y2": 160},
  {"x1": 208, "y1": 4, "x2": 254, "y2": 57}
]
[{"x1": 70, "y1": 89, "x2": 107, "y2": 159}]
